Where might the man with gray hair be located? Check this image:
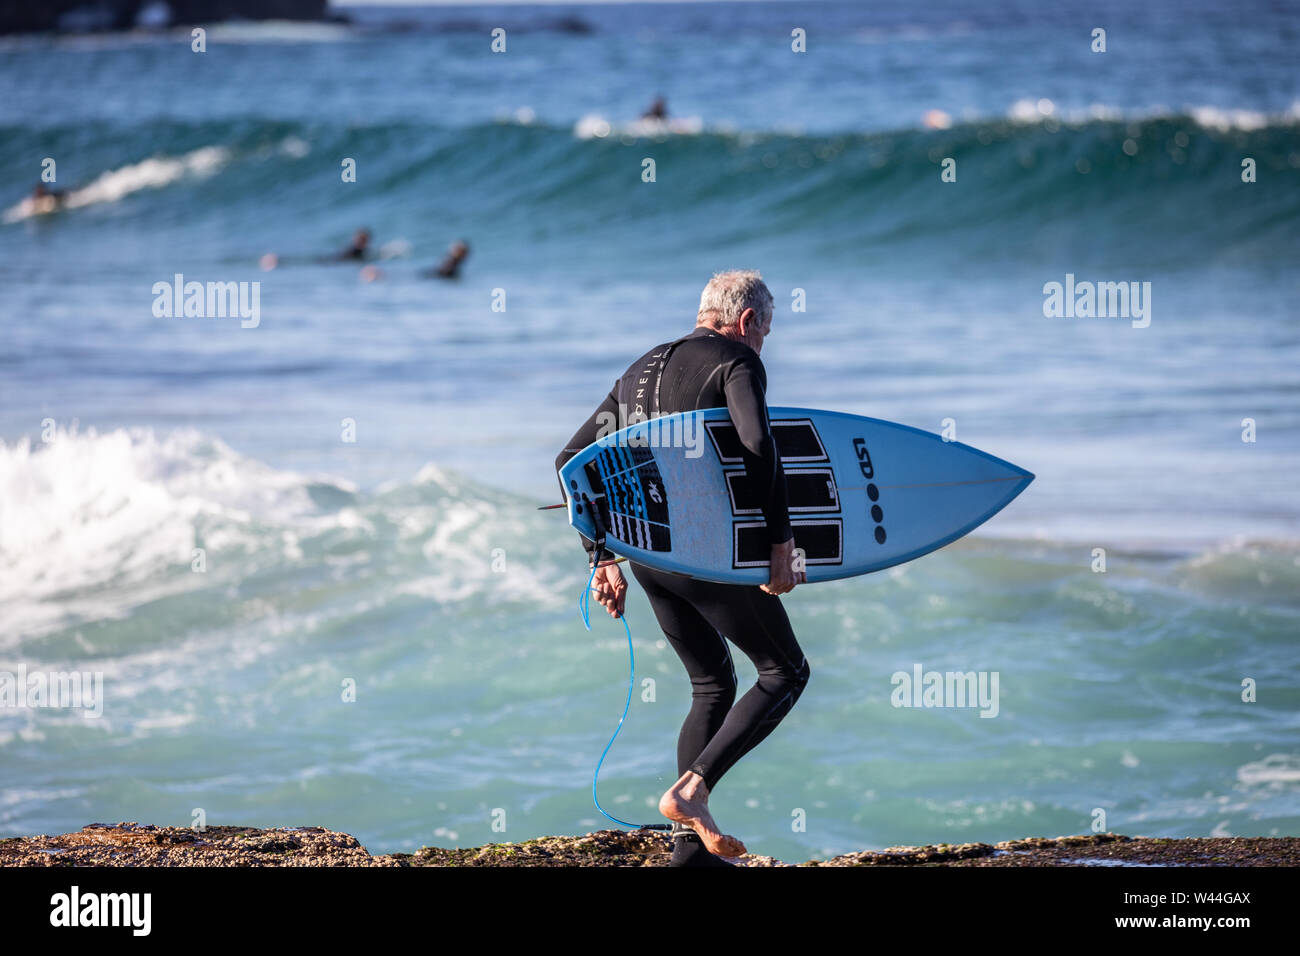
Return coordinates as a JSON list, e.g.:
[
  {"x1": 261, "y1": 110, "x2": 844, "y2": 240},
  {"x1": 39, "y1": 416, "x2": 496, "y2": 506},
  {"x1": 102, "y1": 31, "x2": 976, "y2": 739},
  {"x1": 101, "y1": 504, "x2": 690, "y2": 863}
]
[{"x1": 556, "y1": 270, "x2": 810, "y2": 866}]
